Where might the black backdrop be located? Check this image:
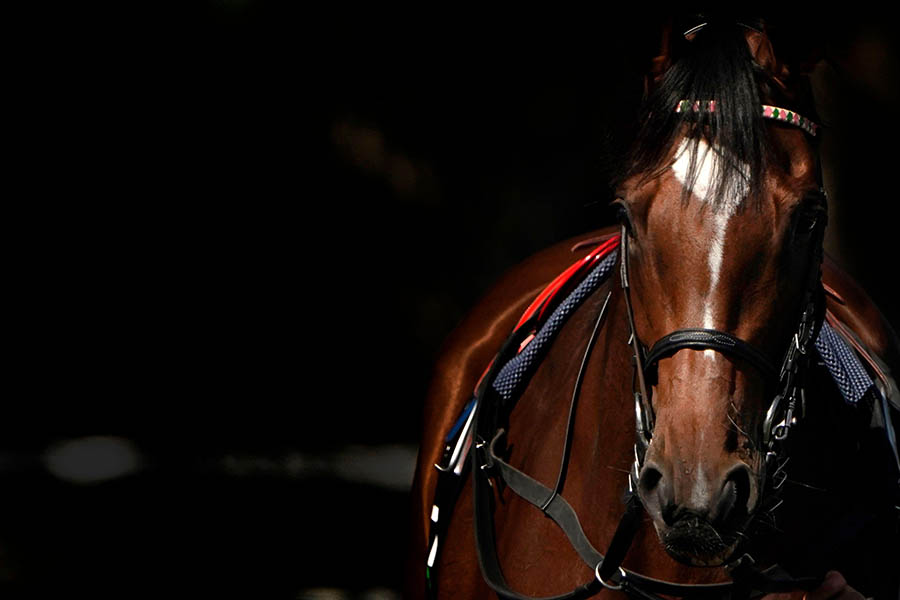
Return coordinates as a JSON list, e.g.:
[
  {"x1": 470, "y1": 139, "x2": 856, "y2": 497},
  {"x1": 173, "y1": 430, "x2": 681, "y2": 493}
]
[{"x1": 7, "y1": 4, "x2": 899, "y2": 598}]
